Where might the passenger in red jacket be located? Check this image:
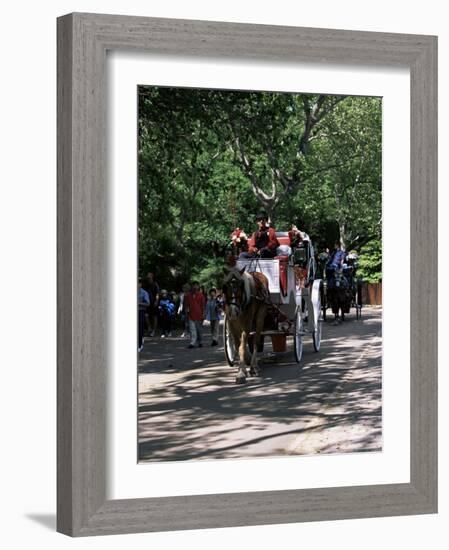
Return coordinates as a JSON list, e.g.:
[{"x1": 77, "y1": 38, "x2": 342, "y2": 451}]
[
  {"x1": 184, "y1": 281, "x2": 206, "y2": 349},
  {"x1": 239, "y1": 211, "x2": 279, "y2": 259}
]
